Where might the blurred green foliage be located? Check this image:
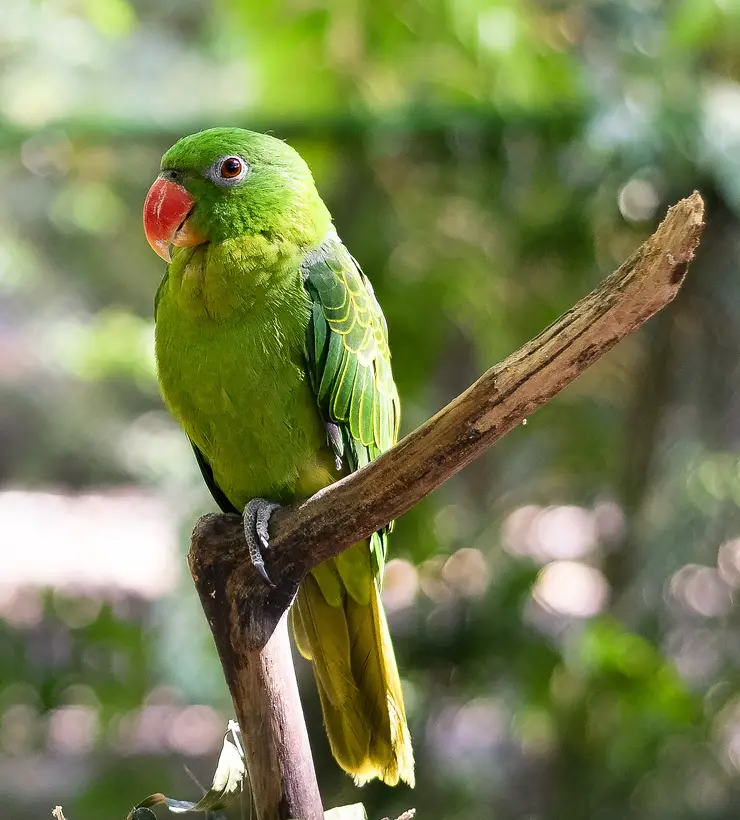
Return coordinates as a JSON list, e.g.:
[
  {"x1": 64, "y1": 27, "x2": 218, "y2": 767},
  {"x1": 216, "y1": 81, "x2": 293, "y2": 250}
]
[{"x1": 4, "y1": 1, "x2": 740, "y2": 819}]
